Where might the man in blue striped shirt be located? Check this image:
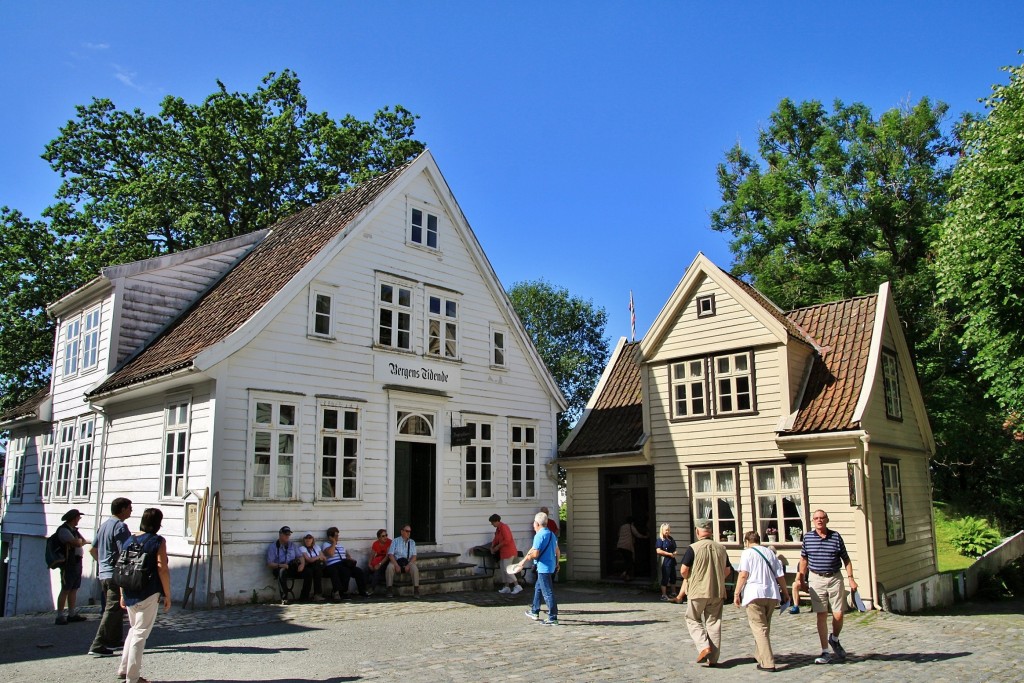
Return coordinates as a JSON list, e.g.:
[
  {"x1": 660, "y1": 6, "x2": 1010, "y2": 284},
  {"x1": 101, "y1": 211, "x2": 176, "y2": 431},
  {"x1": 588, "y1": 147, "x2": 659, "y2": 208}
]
[{"x1": 794, "y1": 510, "x2": 858, "y2": 664}]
